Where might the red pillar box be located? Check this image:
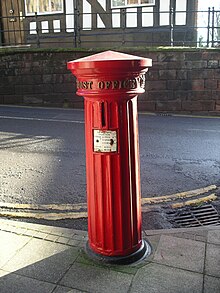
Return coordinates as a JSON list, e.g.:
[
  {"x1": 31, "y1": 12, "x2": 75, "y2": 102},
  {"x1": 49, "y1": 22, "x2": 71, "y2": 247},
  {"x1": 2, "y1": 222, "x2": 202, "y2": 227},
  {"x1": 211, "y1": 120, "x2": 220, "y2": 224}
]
[{"x1": 67, "y1": 51, "x2": 152, "y2": 264}]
